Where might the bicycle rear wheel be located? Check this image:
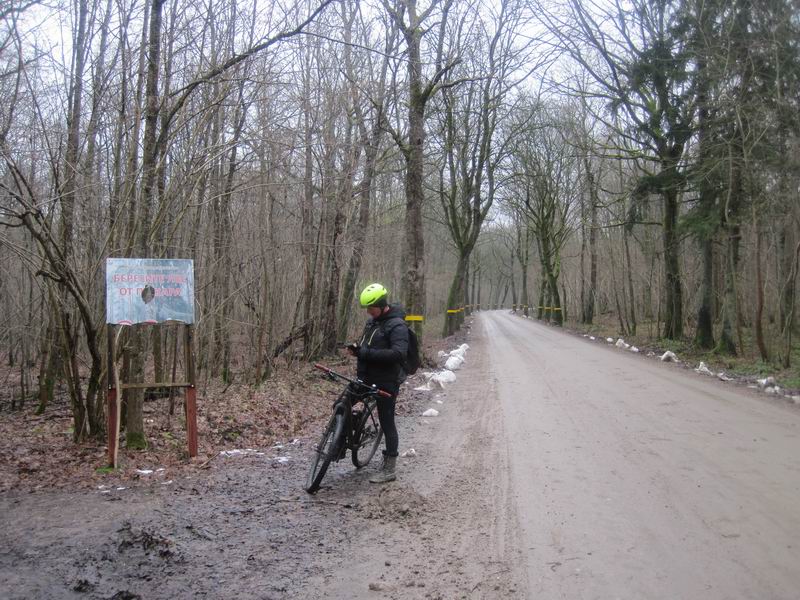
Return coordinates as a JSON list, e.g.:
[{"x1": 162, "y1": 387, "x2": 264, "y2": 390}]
[
  {"x1": 351, "y1": 399, "x2": 383, "y2": 468},
  {"x1": 306, "y1": 410, "x2": 345, "y2": 493}
]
